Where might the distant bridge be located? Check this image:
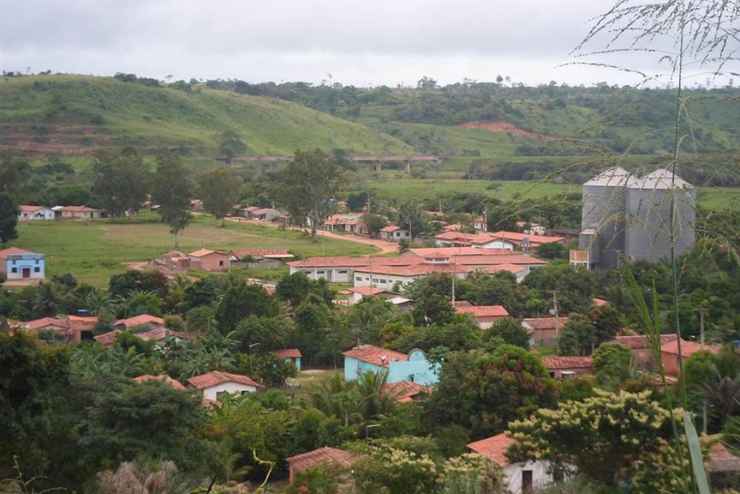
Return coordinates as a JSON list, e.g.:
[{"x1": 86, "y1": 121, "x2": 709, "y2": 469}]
[{"x1": 233, "y1": 154, "x2": 441, "y2": 173}]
